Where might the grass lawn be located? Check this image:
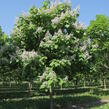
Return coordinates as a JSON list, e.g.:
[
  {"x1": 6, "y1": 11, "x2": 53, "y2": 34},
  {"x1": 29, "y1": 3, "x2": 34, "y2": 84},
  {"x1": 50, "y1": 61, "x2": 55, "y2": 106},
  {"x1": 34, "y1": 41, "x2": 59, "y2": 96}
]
[
  {"x1": 91, "y1": 104, "x2": 109, "y2": 109},
  {"x1": 1, "y1": 86, "x2": 109, "y2": 109}
]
